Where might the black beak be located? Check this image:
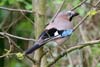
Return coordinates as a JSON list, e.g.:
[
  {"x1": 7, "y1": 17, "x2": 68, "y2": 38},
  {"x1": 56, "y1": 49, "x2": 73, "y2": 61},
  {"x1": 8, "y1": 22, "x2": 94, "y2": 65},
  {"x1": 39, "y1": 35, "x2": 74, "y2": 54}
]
[
  {"x1": 73, "y1": 12, "x2": 79, "y2": 16},
  {"x1": 69, "y1": 12, "x2": 79, "y2": 21}
]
